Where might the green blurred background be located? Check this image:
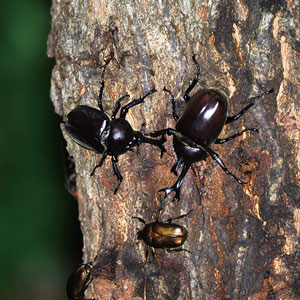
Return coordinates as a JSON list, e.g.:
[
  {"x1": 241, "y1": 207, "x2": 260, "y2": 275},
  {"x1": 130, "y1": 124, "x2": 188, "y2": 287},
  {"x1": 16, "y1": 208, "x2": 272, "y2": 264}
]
[{"x1": 0, "y1": 1, "x2": 82, "y2": 299}]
